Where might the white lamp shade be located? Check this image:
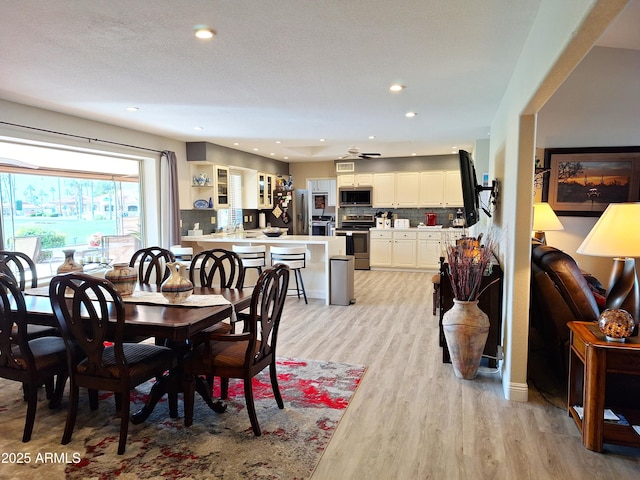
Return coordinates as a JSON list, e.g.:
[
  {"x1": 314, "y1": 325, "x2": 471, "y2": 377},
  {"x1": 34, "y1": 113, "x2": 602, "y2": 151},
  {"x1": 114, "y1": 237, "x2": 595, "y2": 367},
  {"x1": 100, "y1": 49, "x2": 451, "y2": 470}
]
[
  {"x1": 576, "y1": 202, "x2": 640, "y2": 257},
  {"x1": 532, "y1": 203, "x2": 564, "y2": 232}
]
